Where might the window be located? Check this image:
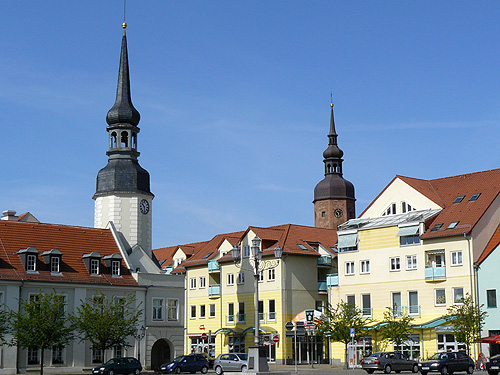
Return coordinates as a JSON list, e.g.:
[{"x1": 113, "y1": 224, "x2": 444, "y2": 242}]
[
  {"x1": 268, "y1": 300, "x2": 276, "y2": 321},
  {"x1": 258, "y1": 271, "x2": 264, "y2": 282},
  {"x1": 152, "y1": 298, "x2": 164, "y2": 321},
  {"x1": 435, "y1": 289, "x2": 446, "y2": 306},
  {"x1": 237, "y1": 272, "x2": 245, "y2": 285},
  {"x1": 431, "y1": 223, "x2": 444, "y2": 232},
  {"x1": 360, "y1": 260, "x2": 370, "y2": 274},
  {"x1": 382, "y1": 203, "x2": 397, "y2": 216},
  {"x1": 111, "y1": 260, "x2": 120, "y2": 276},
  {"x1": 27, "y1": 254, "x2": 37, "y2": 272},
  {"x1": 487, "y1": 290, "x2": 497, "y2": 308},
  {"x1": 209, "y1": 304, "x2": 216, "y2": 318},
  {"x1": 398, "y1": 225, "x2": 420, "y2": 246},
  {"x1": 401, "y1": 202, "x2": 416, "y2": 214},
  {"x1": 406, "y1": 255, "x2": 417, "y2": 270},
  {"x1": 345, "y1": 261, "x2": 354, "y2": 275},
  {"x1": 362, "y1": 294, "x2": 371, "y2": 316},
  {"x1": 451, "y1": 251, "x2": 463, "y2": 266},
  {"x1": 199, "y1": 305, "x2": 206, "y2": 319},
  {"x1": 28, "y1": 347, "x2": 39, "y2": 365},
  {"x1": 190, "y1": 305, "x2": 196, "y2": 319},
  {"x1": 390, "y1": 257, "x2": 401, "y2": 271},
  {"x1": 52, "y1": 345, "x2": 63, "y2": 364},
  {"x1": 338, "y1": 233, "x2": 358, "y2": 252},
  {"x1": 190, "y1": 277, "x2": 197, "y2": 289},
  {"x1": 227, "y1": 303, "x2": 234, "y2": 323},
  {"x1": 393, "y1": 334, "x2": 420, "y2": 360},
  {"x1": 238, "y1": 302, "x2": 245, "y2": 322},
  {"x1": 243, "y1": 245, "x2": 250, "y2": 258},
  {"x1": 453, "y1": 288, "x2": 464, "y2": 304},
  {"x1": 114, "y1": 345, "x2": 123, "y2": 359},
  {"x1": 51, "y1": 256, "x2": 60, "y2": 273},
  {"x1": 55, "y1": 294, "x2": 67, "y2": 316},
  {"x1": 400, "y1": 233, "x2": 420, "y2": 246},
  {"x1": 453, "y1": 196, "x2": 465, "y2": 204},
  {"x1": 321, "y1": 211, "x2": 326, "y2": 217},
  {"x1": 316, "y1": 300, "x2": 323, "y2": 312},
  {"x1": 447, "y1": 221, "x2": 459, "y2": 230},
  {"x1": 90, "y1": 259, "x2": 99, "y2": 275},
  {"x1": 167, "y1": 299, "x2": 178, "y2": 321},
  {"x1": 227, "y1": 273, "x2": 234, "y2": 286},
  {"x1": 469, "y1": 193, "x2": 481, "y2": 201},
  {"x1": 268, "y1": 268, "x2": 276, "y2": 281},
  {"x1": 408, "y1": 291, "x2": 419, "y2": 315},
  {"x1": 346, "y1": 295, "x2": 355, "y2": 306},
  {"x1": 199, "y1": 276, "x2": 206, "y2": 288},
  {"x1": 392, "y1": 292, "x2": 402, "y2": 316},
  {"x1": 92, "y1": 348, "x2": 103, "y2": 363},
  {"x1": 258, "y1": 301, "x2": 264, "y2": 322}
]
